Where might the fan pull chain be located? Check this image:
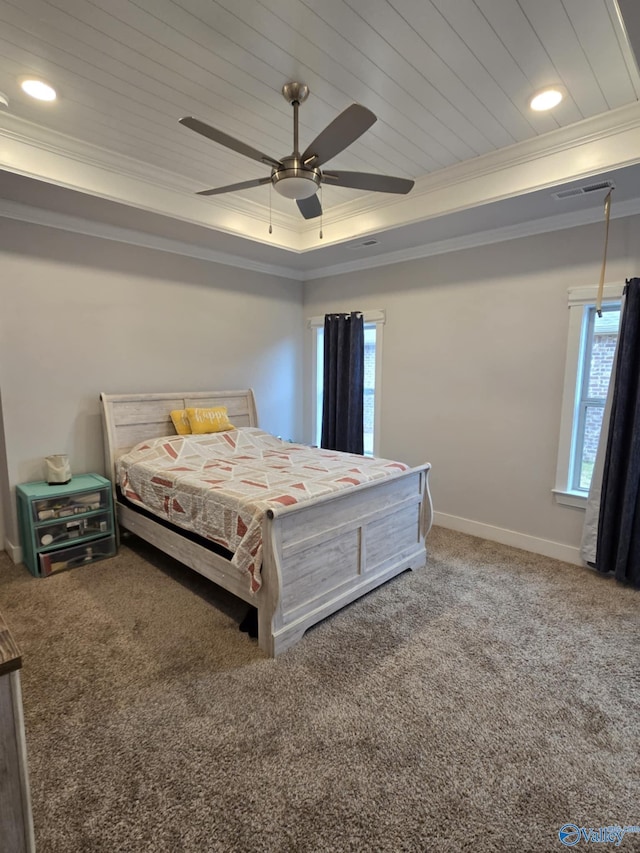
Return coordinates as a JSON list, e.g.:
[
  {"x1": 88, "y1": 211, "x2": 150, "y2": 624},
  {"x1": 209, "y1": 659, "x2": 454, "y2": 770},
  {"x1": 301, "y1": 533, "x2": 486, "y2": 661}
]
[
  {"x1": 268, "y1": 183, "x2": 273, "y2": 235},
  {"x1": 319, "y1": 186, "x2": 323, "y2": 240},
  {"x1": 595, "y1": 188, "x2": 613, "y2": 317}
]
